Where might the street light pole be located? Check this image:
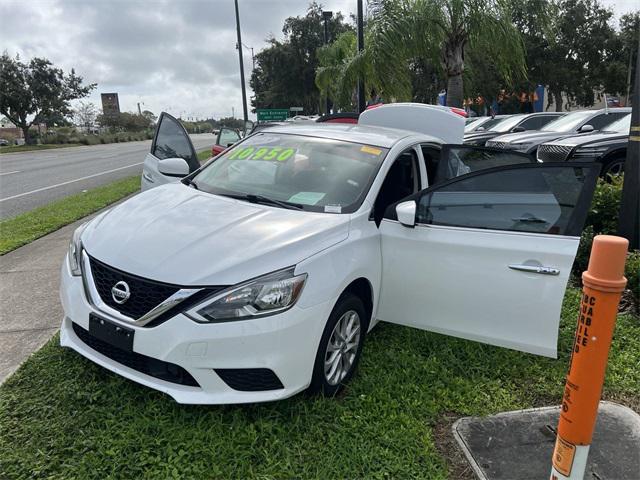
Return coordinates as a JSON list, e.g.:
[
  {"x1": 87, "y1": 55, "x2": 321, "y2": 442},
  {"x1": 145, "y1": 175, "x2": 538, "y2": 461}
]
[
  {"x1": 234, "y1": 0, "x2": 248, "y2": 123},
  {"x1": 356, "y1": 0, "x2": 366, "y2": 113},
  {"x1": 322, "y1": 11, "x2": 333, "y2": 115}
]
